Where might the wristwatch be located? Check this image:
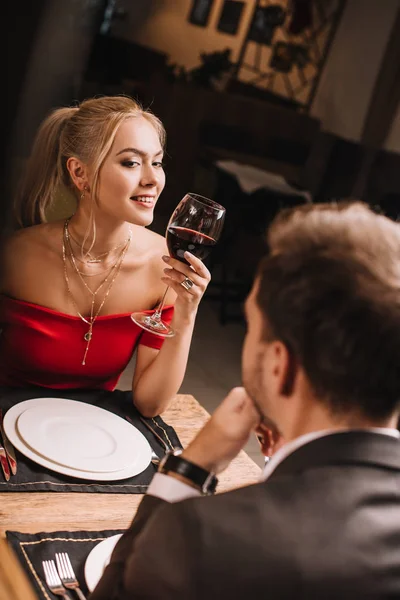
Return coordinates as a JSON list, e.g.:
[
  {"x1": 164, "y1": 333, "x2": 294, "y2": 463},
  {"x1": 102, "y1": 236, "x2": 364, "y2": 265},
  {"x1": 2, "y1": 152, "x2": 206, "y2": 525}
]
[{"x1": 158, "y1": 448, "x2": 218, "y2": 495}]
